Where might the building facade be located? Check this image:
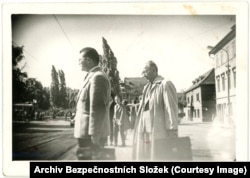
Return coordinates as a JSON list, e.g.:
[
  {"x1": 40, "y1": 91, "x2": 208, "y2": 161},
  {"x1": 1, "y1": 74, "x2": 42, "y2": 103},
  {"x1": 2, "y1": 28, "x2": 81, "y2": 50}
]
[
  {"x1": 185, "y1": 69, "x2": 216, "y2": 122},
  {"x1": 208, "y1": 25, "x2": 236, "y2": 126},
  {"x1": 120, "y1": 77, "x2": 148, "y2": 103}
]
